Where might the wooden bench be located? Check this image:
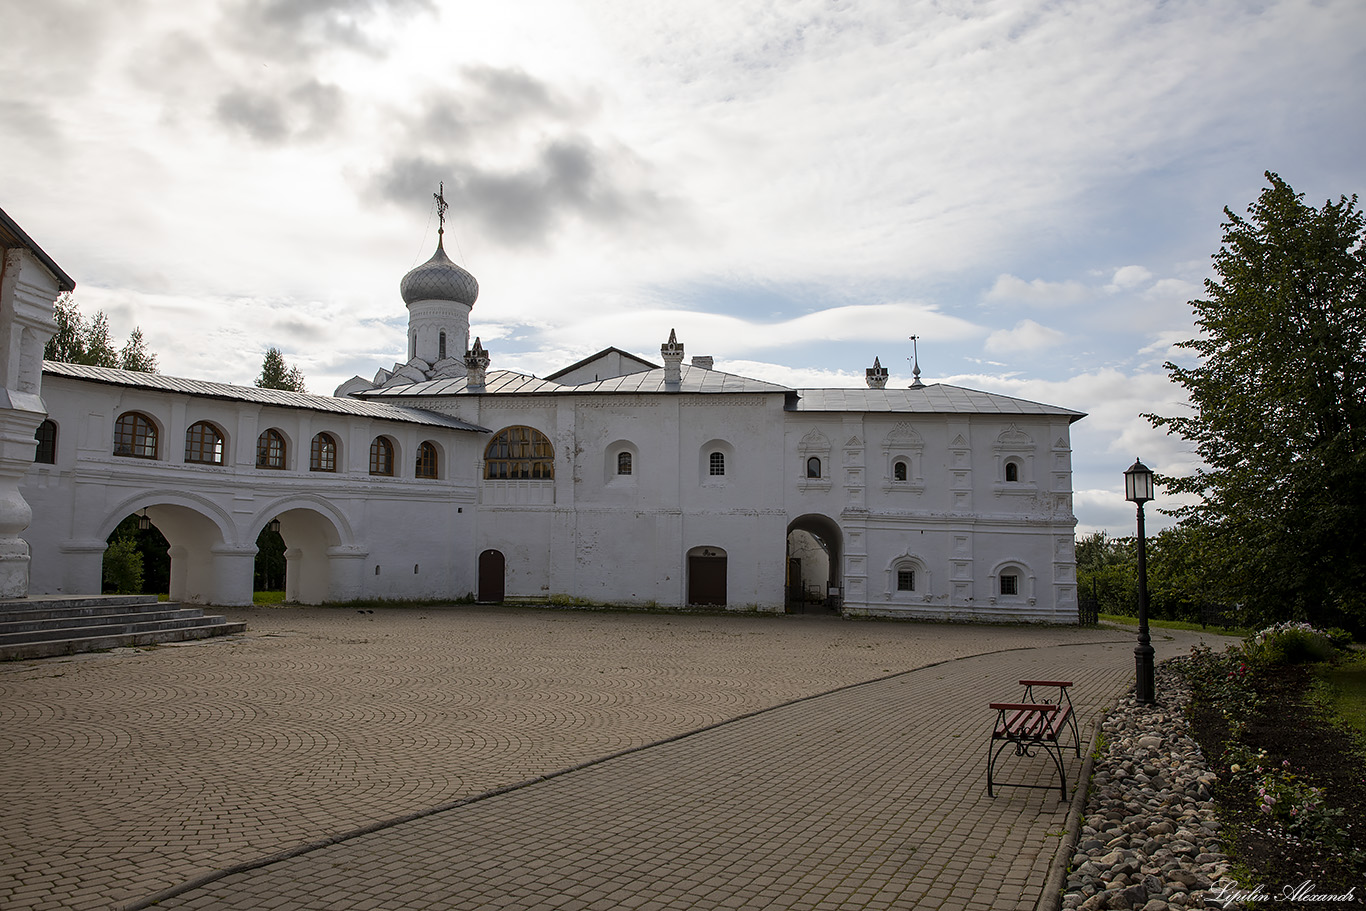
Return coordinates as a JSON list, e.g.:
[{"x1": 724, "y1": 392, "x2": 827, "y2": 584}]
[
  {"x1": 986, "y1": 680, "x2": 1080, "y2": 801},
  {"x1": 1020, "y1": 679, "x2": 1079, "y2": 754}
]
